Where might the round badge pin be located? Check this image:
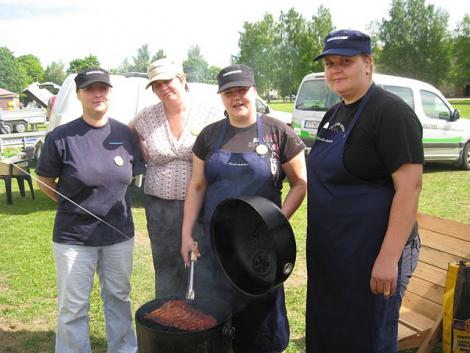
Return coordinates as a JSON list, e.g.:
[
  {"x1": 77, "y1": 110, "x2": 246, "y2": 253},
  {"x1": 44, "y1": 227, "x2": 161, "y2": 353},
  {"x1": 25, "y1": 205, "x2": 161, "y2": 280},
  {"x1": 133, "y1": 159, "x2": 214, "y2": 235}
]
[
  {"x1": 191, "y1": 127, "x2": 202, "y2": 136},
  {"x1": 256, "y1": 144, "x2": 268, "y2": 155},
  {"x1": 114, "y1": 156, "x2": 124, "y2": 166}
]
